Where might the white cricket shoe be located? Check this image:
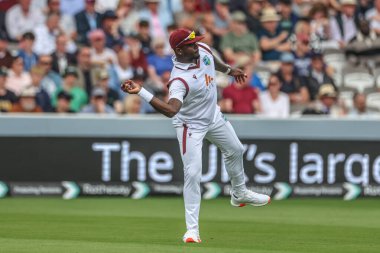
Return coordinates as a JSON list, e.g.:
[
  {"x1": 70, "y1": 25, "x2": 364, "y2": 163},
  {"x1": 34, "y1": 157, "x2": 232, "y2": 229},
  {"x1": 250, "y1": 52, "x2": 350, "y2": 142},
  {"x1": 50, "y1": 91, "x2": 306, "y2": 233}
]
[
  {"x1": 183, "y1": 230, "x2": 201, "y2": 243},
  {"x1": 230, "y1": 190, "x2": 271, "y2": 207}
]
